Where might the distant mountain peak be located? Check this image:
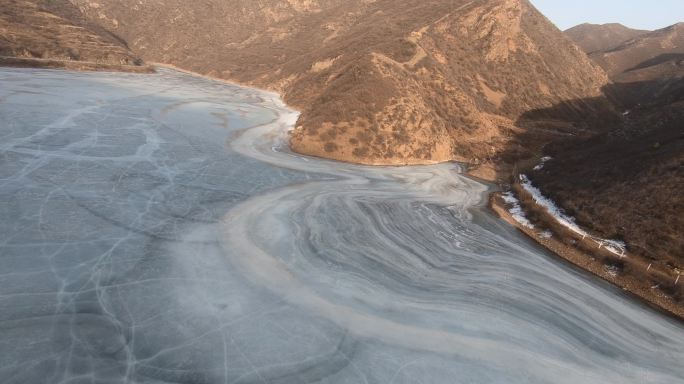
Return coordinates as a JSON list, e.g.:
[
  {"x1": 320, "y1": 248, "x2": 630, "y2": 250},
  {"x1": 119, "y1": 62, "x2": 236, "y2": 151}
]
[
  {"x1": 583, "y1": 22, "x2": 684, "y2": 79},
  {"x1": 565, "y1": 23, "x2": 649, "y2": 53}
]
